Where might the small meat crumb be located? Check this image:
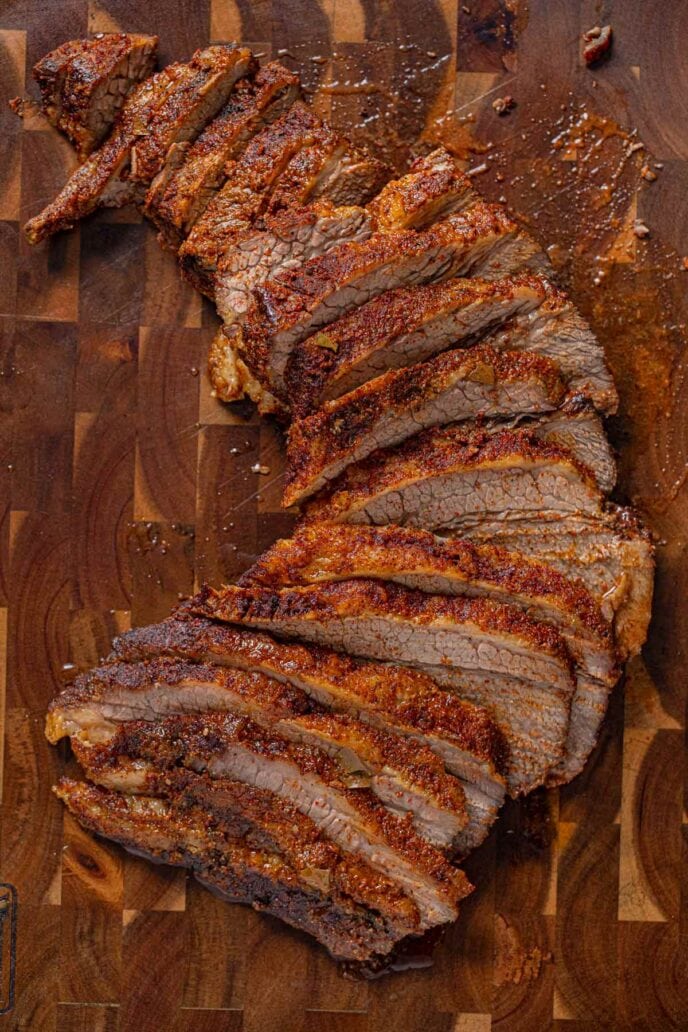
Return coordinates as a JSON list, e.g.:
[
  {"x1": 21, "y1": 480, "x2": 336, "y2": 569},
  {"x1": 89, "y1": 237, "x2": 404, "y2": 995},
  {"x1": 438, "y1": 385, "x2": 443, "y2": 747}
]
[
  {"x1": 251, "y1": 463, "x2": 271, "y2": 475},
  {"x1": 633, "y1": 220, "x2": 650, "y2": 239},
  {"x1": 583, "y1": 24, "x2": 612, "y2": 65},
  {"x1": 492, "y1": 95, "x2": 516, "y2": 116},
  {"x1": 8, "y1": 96, "x2": 25, "y2": 117},
  {"x1": 640, "y1": 165, "x2": 657, "y2": 182}
]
